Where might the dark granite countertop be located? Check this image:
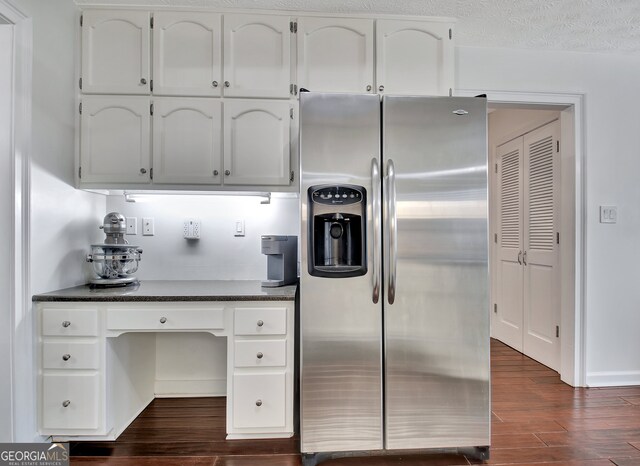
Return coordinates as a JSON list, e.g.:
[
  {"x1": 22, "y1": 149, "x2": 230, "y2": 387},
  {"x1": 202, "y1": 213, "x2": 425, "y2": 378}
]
[{"x1": 32, "y1": 280, "x2": 297, "y2": 302}]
